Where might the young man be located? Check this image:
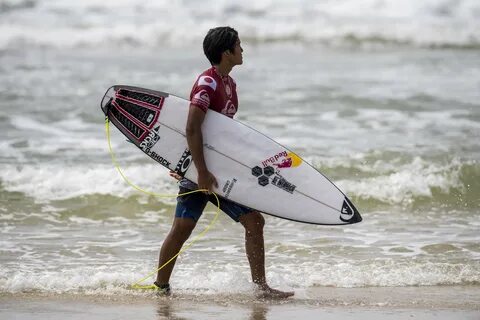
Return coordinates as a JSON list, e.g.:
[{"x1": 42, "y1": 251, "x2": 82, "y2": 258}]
[{"x1": 154, "y1": 27, "x2": 294, "y2": 299}]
